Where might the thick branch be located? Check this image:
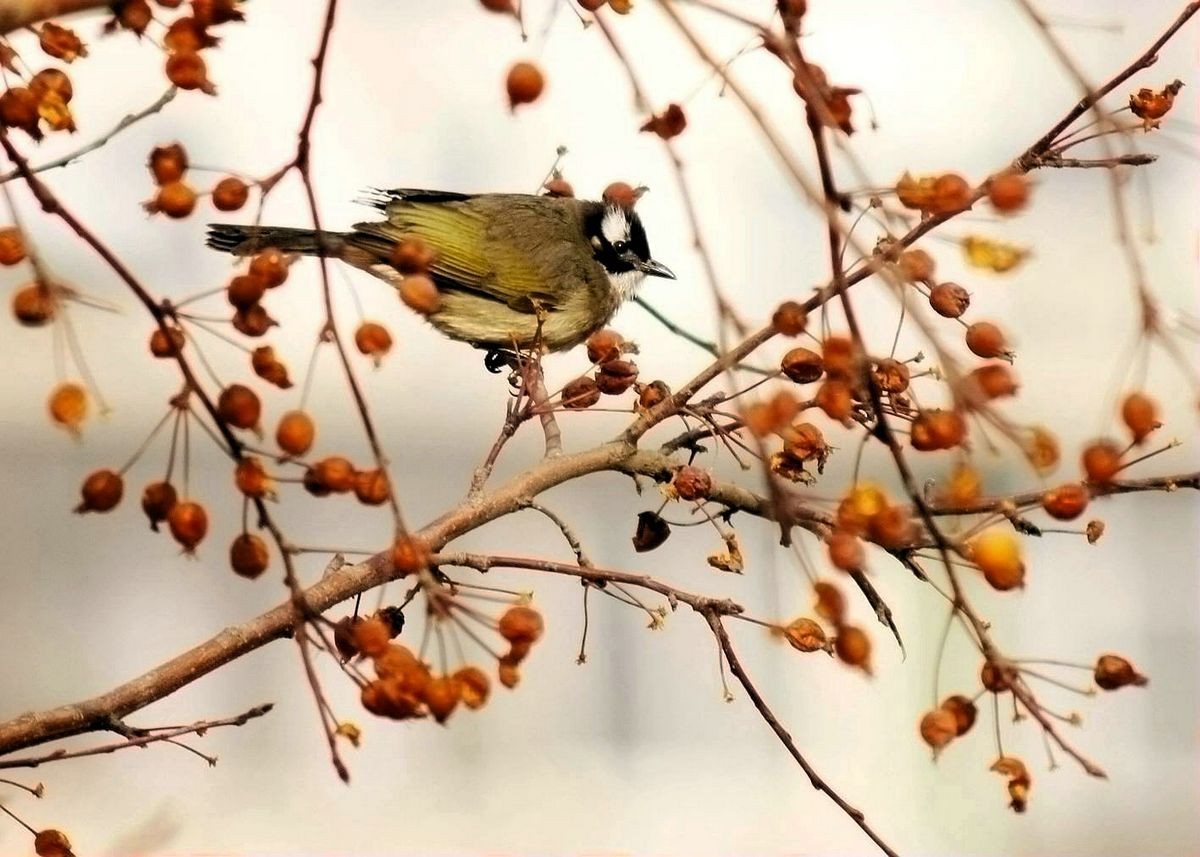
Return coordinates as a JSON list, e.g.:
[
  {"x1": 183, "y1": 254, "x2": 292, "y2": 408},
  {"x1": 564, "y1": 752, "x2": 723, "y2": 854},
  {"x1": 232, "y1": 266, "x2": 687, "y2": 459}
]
[{"x1": 0, "y1": 0, "x2": 108, "y2": 33}]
